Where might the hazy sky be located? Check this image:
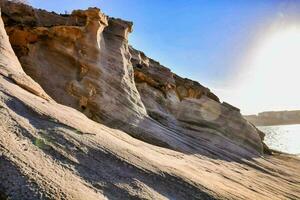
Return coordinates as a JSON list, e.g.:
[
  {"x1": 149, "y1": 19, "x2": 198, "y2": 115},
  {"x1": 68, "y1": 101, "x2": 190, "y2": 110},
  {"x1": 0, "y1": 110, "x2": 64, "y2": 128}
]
[{"x1": 28, "y1": 0, "x2": 300, "y2": 114}]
